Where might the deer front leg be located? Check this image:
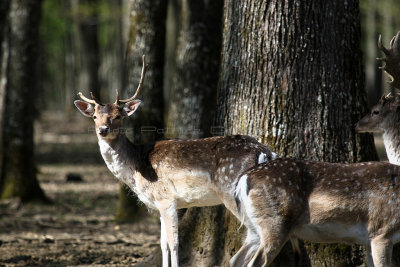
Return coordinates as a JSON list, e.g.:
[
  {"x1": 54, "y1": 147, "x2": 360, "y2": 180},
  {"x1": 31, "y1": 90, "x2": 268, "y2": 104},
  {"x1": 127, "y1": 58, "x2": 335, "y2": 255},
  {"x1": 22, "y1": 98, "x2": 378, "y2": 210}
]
[
  {"x1": 366, "y1": 244, "x2": 374, "y2": 267},
  {"x1": 160, "y1": 217, "x2": 170, "y2": 267},
  {"x1": 159, "y1": 202, "x2": 179, "y2": 267},
  {"x1": 370, "y1": 236, "x2": 393, "y2": 267}
]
